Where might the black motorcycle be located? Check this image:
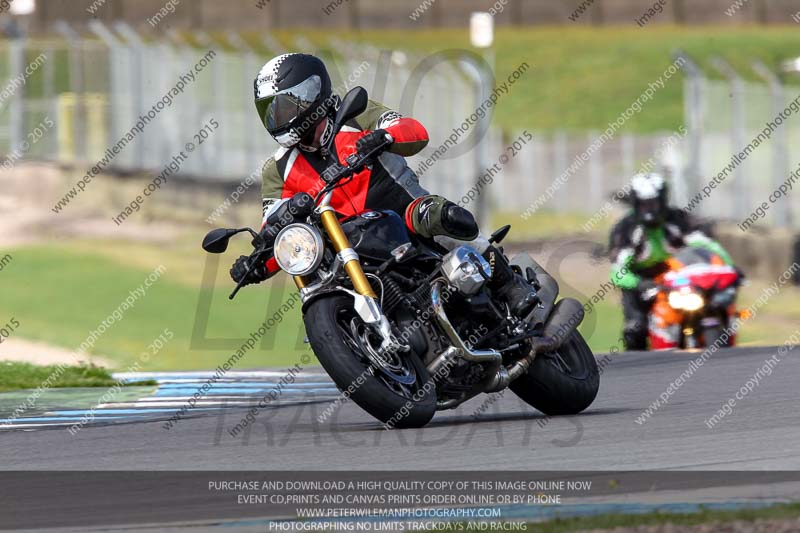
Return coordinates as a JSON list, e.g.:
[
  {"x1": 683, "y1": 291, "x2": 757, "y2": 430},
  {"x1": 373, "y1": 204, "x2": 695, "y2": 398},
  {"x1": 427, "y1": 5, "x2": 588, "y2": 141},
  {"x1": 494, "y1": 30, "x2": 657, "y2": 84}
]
[{"x1": 203, "y1": 87, "x2": 599, "y2": 428}]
